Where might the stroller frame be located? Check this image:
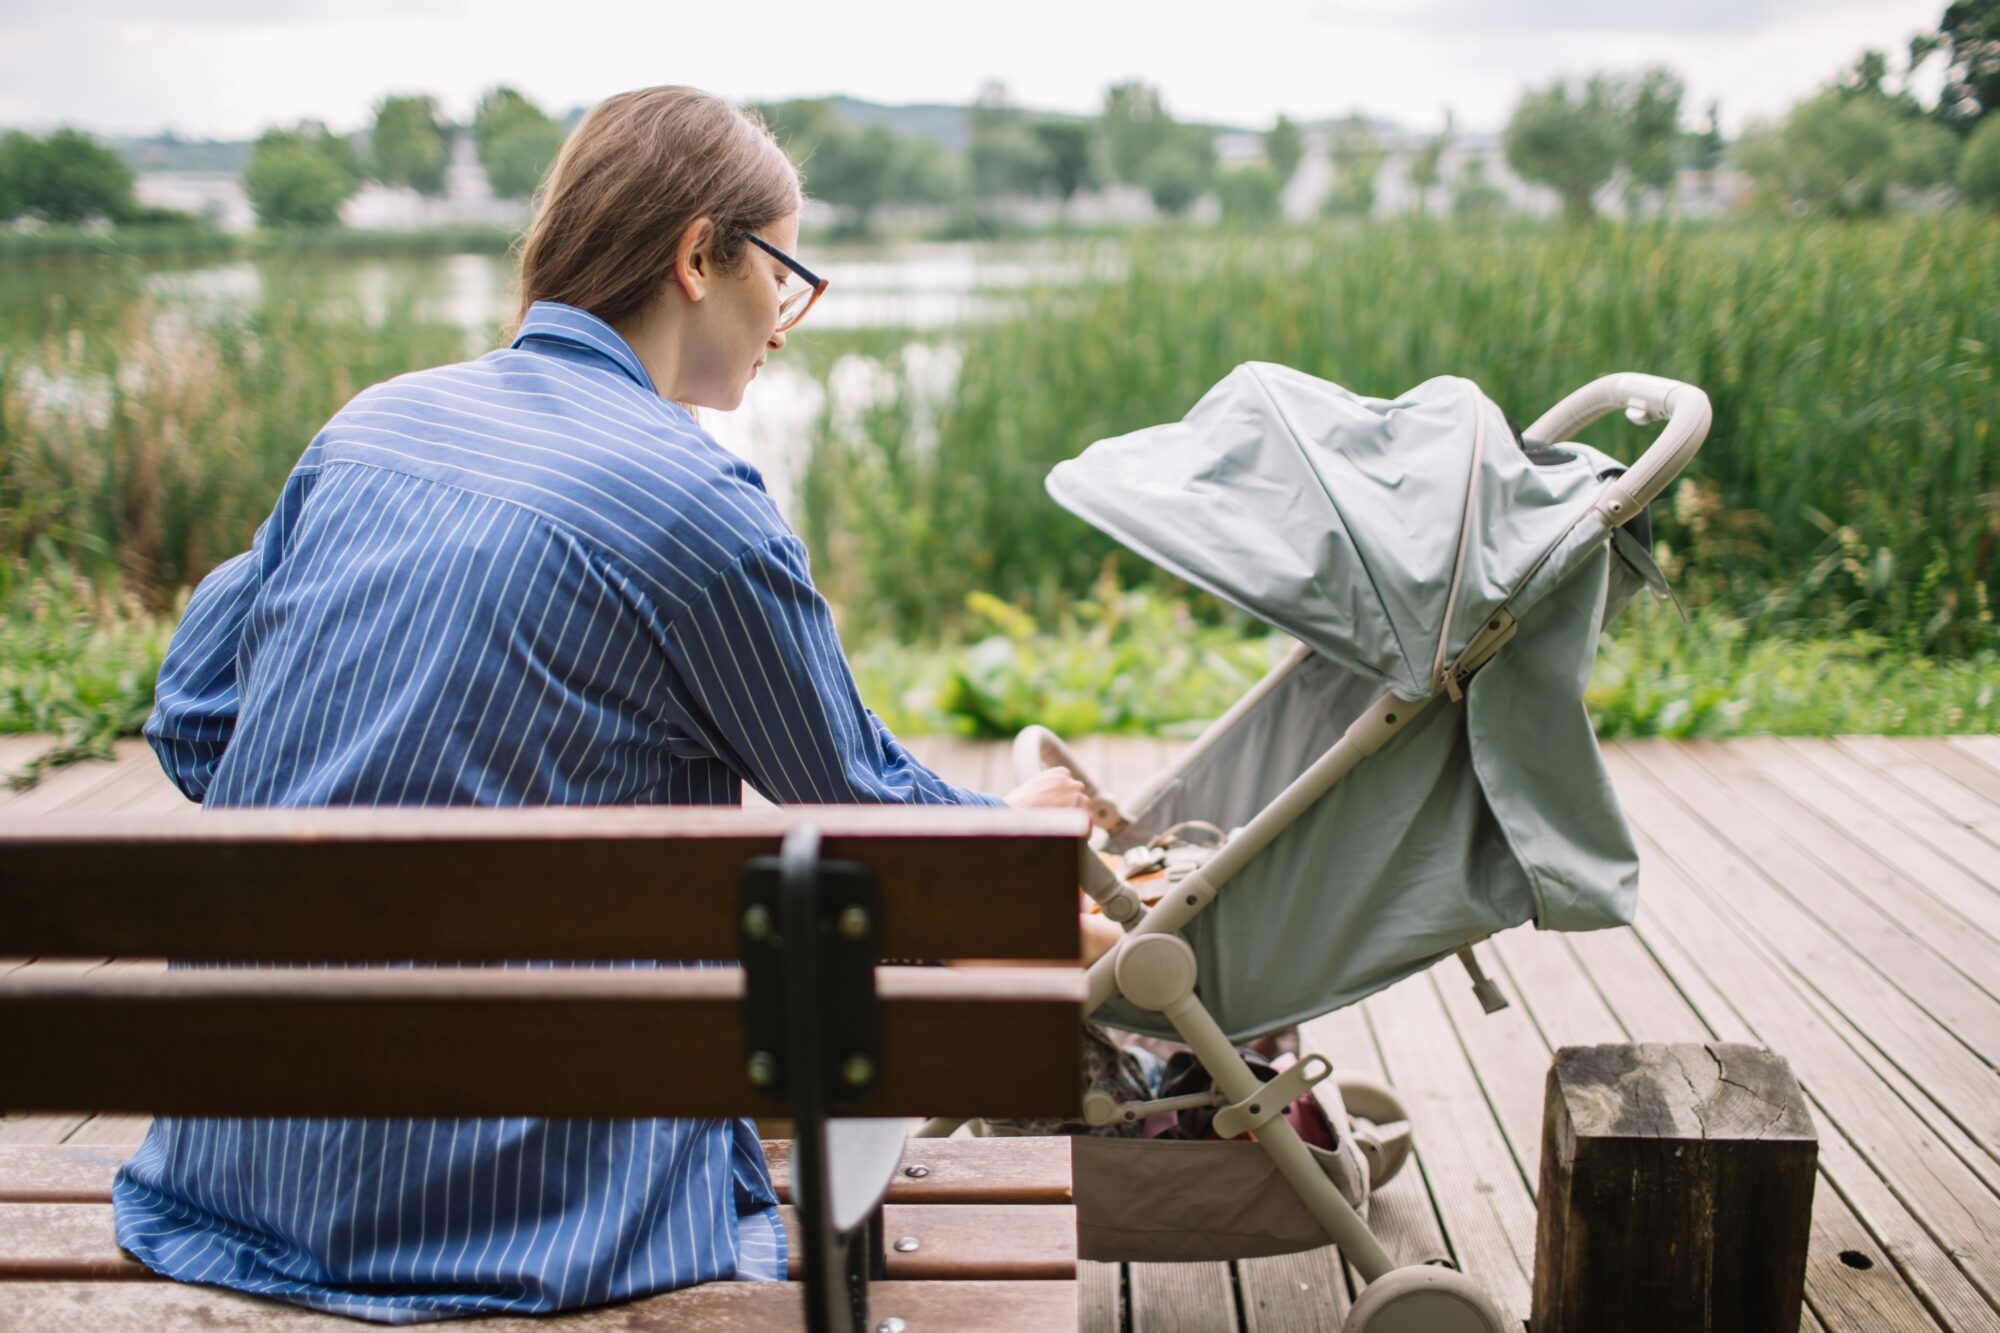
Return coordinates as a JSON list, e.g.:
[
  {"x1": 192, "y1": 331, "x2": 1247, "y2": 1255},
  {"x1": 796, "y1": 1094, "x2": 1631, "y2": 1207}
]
[{"x1": 925, "y1": 373, "x2": 1712, "y2": 1328}]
